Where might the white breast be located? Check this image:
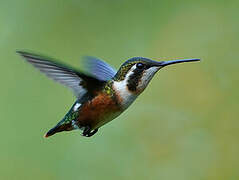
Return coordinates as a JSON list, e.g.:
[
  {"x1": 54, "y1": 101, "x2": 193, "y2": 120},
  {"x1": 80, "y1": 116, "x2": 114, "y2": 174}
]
[{"x1": 113, "y1": 65, "x2": 138, "y2": 109}]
